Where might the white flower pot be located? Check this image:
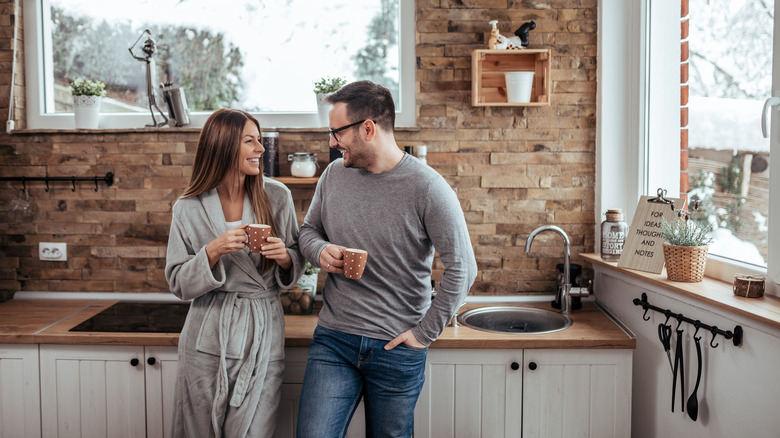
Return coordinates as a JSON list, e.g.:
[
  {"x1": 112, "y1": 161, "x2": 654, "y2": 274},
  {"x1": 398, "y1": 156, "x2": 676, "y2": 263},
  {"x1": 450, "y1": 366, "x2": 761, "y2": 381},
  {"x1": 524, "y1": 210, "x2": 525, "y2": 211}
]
[
  {"x1": 316, "y1": 93, "x2": 332, "y2": 127},
  {"x1": 73, "y1": 95, "x2": 101, "y2": 129}
]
